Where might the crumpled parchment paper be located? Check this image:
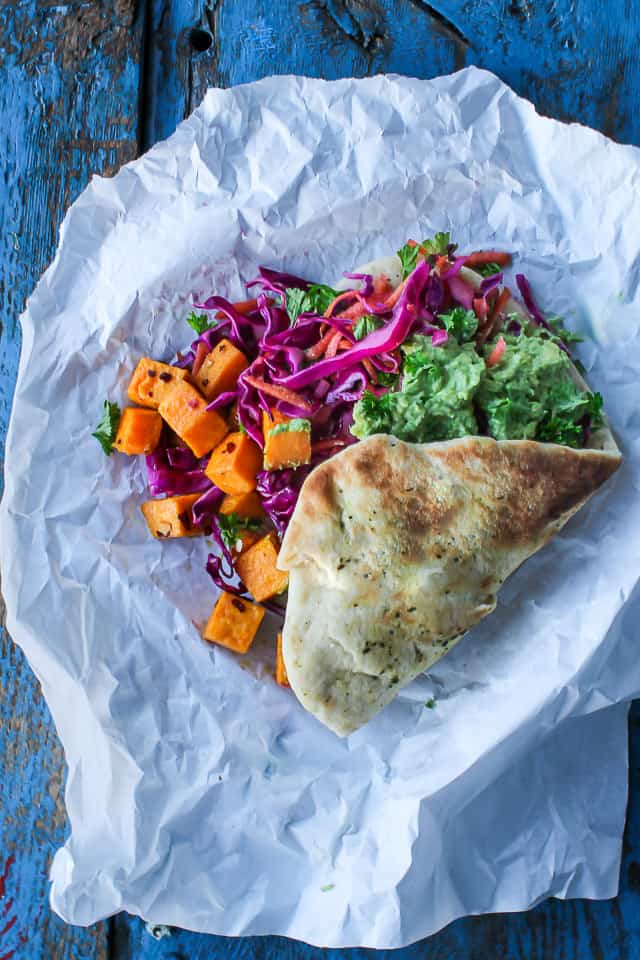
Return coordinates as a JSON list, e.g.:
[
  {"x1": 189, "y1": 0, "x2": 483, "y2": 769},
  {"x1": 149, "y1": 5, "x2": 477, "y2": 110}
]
[{"x1": 1, "y1": 68, "x2": 639, "y2": 947}]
